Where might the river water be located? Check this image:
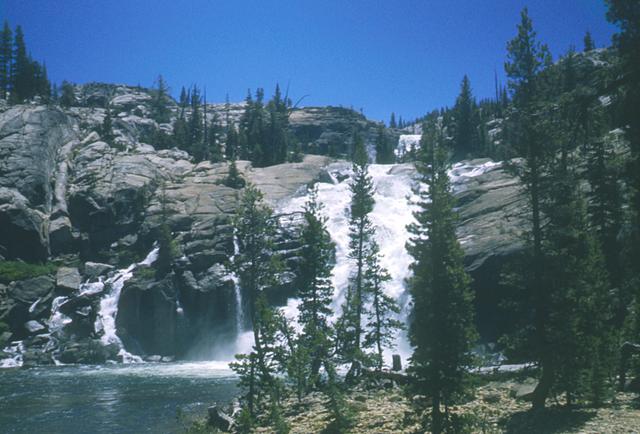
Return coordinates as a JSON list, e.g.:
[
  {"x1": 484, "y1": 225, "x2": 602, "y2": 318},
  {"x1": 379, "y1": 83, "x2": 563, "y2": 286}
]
[{"x1": 0, "y1": 362, "x2": 237, "y2": 434}]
